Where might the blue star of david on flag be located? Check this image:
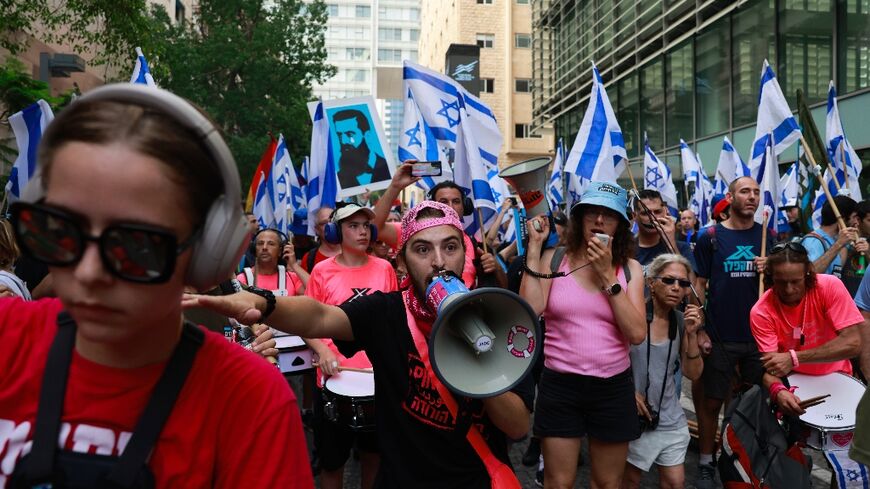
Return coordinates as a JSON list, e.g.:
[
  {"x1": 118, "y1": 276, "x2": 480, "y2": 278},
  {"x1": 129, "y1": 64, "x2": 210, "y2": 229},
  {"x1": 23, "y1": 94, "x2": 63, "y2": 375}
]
[
  {"x1": 645, "y1": 166, "x2": 662, "y2": 188},
  {"x1": 437, "y1": 99, "x2": 460, "y2": 128},
  {"x1": 405, "y1": 122, "x2": 423, "y2": 147}
]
